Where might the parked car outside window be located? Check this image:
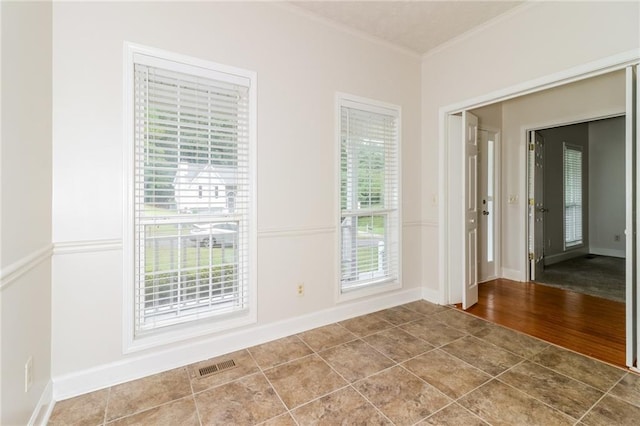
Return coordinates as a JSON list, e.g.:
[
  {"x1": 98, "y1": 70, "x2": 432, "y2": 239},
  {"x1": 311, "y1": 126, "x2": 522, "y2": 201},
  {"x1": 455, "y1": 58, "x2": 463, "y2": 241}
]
[{"x1": 189, "y1": 222, "x2": 238, "y2": 247}]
